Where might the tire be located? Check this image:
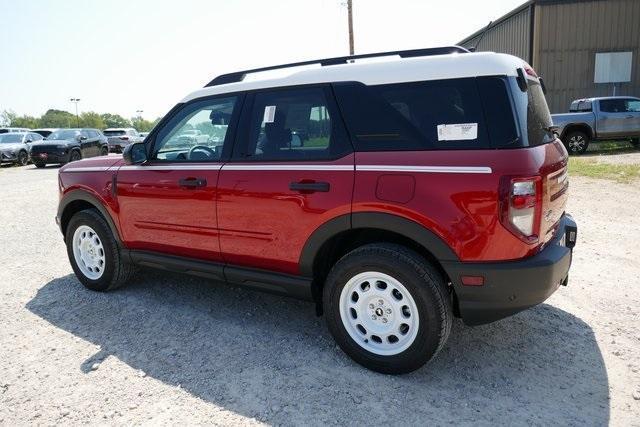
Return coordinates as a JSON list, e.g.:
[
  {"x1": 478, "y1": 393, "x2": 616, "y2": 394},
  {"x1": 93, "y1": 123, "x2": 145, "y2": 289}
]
[
  {"x1": 17, "y1": 150, "x2": 28, "y2": 166},
  {"x1": 69, "y1": 150, "x2": 81, "y2": 163},
  {"x1": 34, "y1": 162, "x2": 46, "y2": 168},
  {"x1": 65, "y1": 209, "x2": 134, "y2": 291},
  {"x1": 323, "y1": 243, "x2": 452, "y2": 374},
  {"x1": 563, "y1": 131, "x2": 590, "y2": 155},
  {"x1": 100, "y1": 146, "x2": 109, "y2": 156}
]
